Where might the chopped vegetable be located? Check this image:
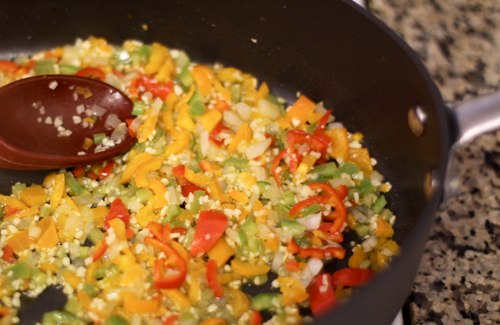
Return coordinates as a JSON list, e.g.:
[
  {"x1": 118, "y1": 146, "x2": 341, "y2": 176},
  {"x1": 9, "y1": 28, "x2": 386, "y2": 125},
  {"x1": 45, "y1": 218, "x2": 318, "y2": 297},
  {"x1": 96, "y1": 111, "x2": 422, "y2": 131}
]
[{"x1": 0, "y1": 37, "x2": 399, "y2": 324}]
